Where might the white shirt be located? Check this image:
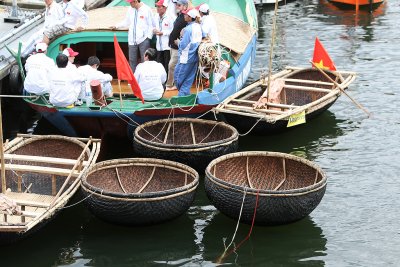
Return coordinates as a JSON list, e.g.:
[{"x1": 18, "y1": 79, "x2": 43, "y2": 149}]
[
  {"x1": 201, "y1": 15, "x2": 219, "y2": 44},
  {"x1": 116, "y1": 4, "x2": 154, "y2": 46},
  {"x1": 78, "y1": 65, "x2": 113, "y2": 95},
  {"x1": 24, "y1": 53, "x2": 55, "y2": 95},
  {"x1": 48, "y1": 67, "x2": 84, "y2": 107},
  {"x1": 134, "y1": 61, "x2": 166, "y2": 101},
  {"x1": 166, "y1": 0, "x2": 177, "y2": 21},
  {"x1": 154, "y1": 13, "x2": 174, "y2": 51},
  {"x1": 59, "y1": 1, "x2": 88, "y2": 29},
  {"x1": 43, "y1": 2, "x2": 64, "y2": 31}
]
